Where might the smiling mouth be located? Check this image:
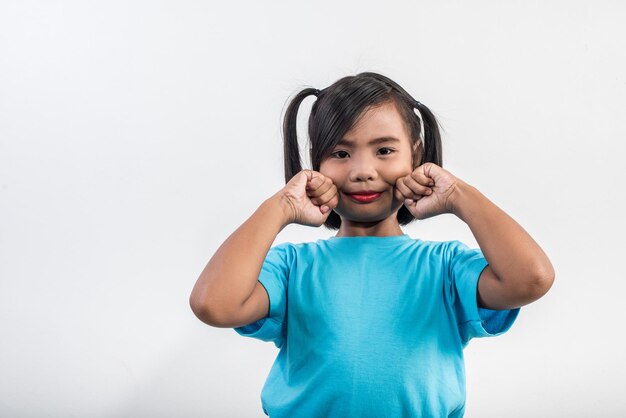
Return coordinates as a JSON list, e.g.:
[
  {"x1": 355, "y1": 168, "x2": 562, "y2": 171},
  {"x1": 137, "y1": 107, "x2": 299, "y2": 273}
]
[{"x1": 346, "y1": 192, "x2": 383, "y2": 203}]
